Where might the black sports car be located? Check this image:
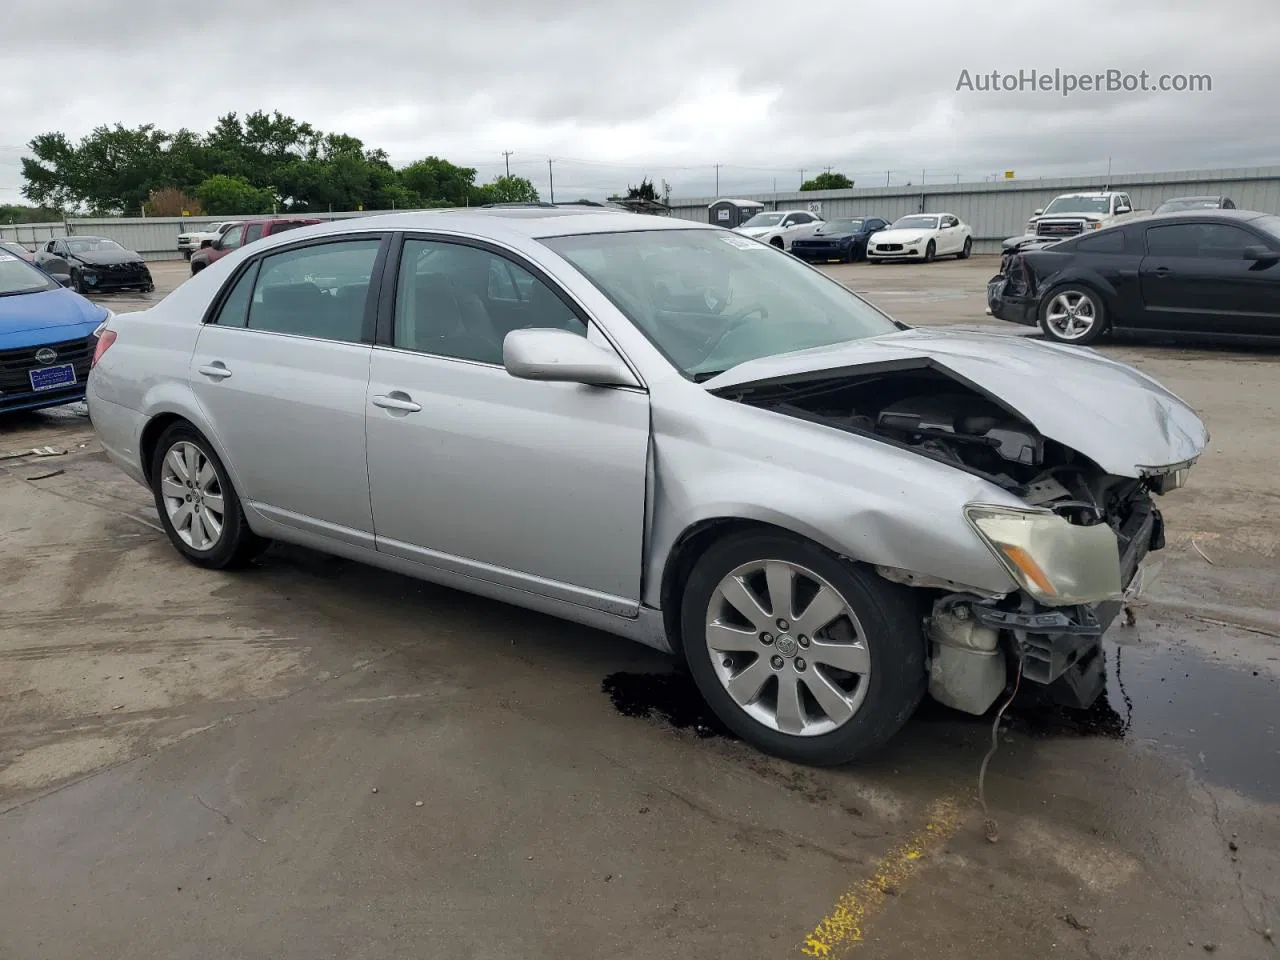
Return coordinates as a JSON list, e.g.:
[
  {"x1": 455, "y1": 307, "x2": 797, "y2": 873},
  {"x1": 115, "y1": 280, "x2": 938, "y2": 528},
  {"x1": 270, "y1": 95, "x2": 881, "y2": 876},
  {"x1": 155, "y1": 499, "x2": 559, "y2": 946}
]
[
  {"x1": 988, "y1": 209, "x2": 1280, "y2": 345},
  {"x1": 789, "y1": 216, "x2": 889, "y2": 263},
  {"x1": 34, "y1": 236, "x2": 153, "y2": 294}
]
